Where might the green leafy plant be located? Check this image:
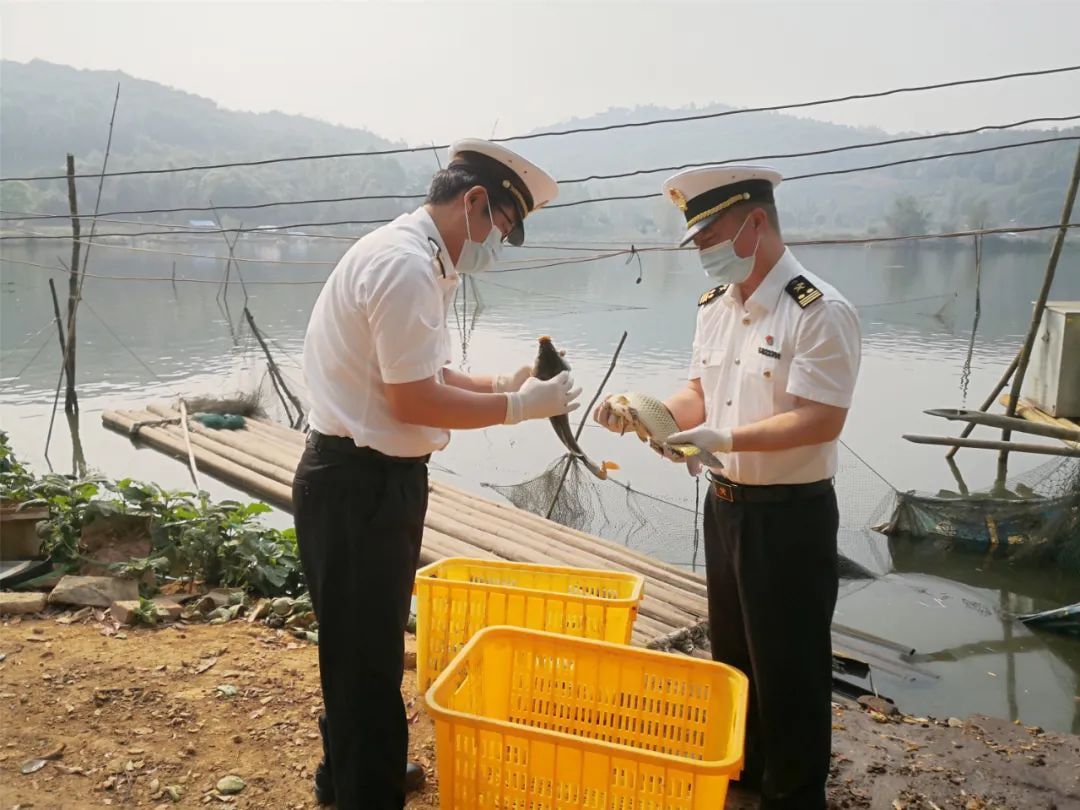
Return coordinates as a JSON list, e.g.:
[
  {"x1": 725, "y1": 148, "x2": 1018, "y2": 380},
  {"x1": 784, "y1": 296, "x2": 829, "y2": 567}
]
[{"x1": 1, "y1": 437, "x2": 304, "y2": 597}]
